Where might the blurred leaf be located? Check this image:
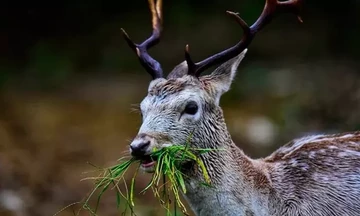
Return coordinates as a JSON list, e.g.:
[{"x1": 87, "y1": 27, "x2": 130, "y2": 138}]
[{"x1": 27, "y1": 42, "x2": 73, "y2": 89}]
